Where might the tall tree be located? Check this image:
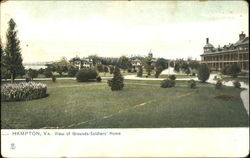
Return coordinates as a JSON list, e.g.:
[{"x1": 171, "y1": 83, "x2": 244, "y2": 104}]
[
  {"x1": 4, "y1": 19, "x2": 25, "y2": 83},
  {"x1": 108, "y1": 66, "x2": 124, "y2": 91},
  {"x1": 143, "y1": 56, "x2": 154, "y2": 75},
  {"x1": 1, "y1": 44, "x2": 10, "y2": 79},
  {"x1": 118, "y1": 56, "x2": 132, "y2": 72},
  {"x1": 155, "y1": 58, "x2": 168, "y2": 78}
]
